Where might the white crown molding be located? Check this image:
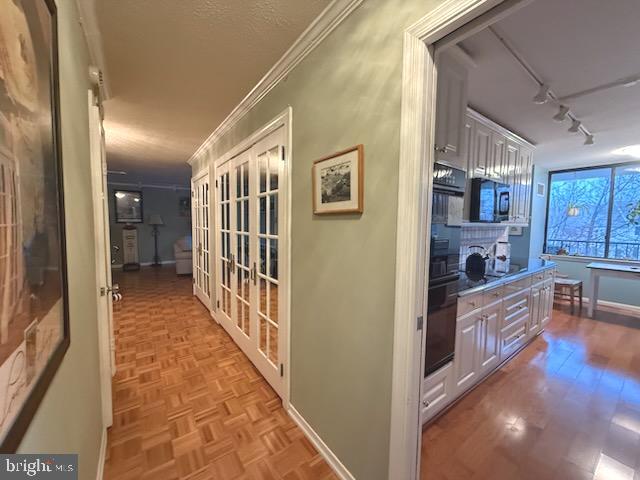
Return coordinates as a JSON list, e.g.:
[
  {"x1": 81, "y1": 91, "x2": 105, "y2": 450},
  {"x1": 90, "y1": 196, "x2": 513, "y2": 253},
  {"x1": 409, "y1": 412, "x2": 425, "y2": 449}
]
[
  {"x1": 187, "y1": 0, "x2": 364, "y2": 166},
  {"x1": 75, "y1": 0, "x2": 112, "y2": 99}
]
